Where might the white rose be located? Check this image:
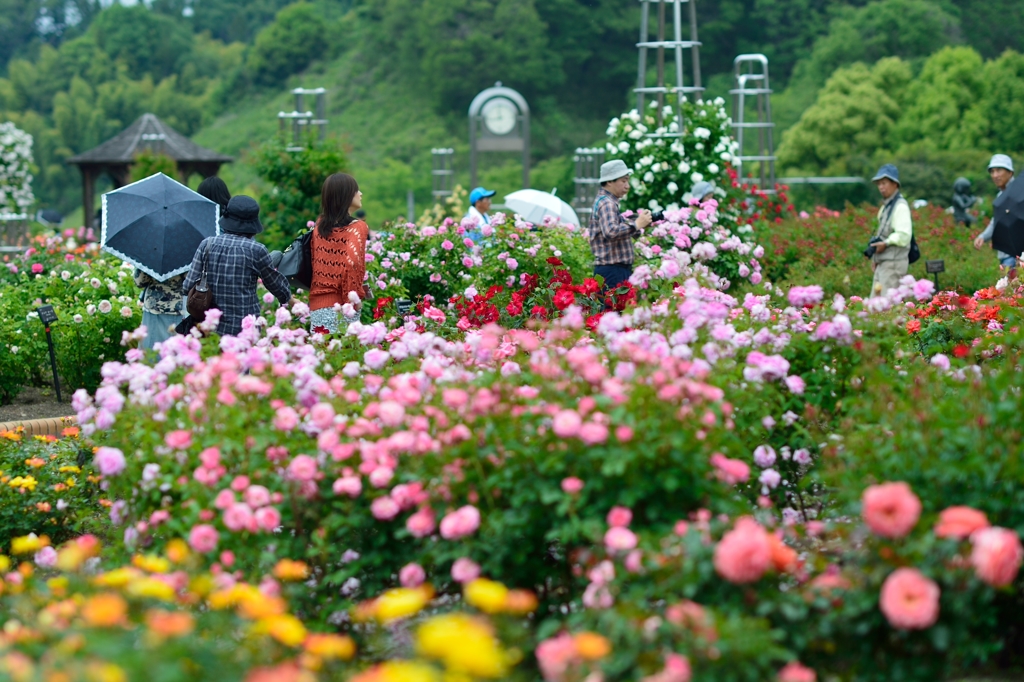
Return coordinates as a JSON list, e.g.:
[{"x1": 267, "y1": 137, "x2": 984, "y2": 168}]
[
  {"x1": 678, "y1": 161, "x2": 691, "y2": 174},
  {"x1": 618, "y1": 142, "x2": 630, "y2": 153},
  {"x1": 721, "y1": 152, "x2": 732, "y2": 162},
  {"x1": 667, "y1": 182, "x2": 678, "y2": 194},
  {"x1": 643, "y1": 172, "x2": 655, "y2": 183},
  {"x1": 690, "y1": 172, "x2": 704, "y2": 183},
  {"x1": 628, "y1": 130, "x2": 643, "y2": 140},
  {"x1": 694, "y1": 127, "x2": 711, "y2": 139},
  {"x1": 708, "y1": 163, "x2": 719, "y2": 174},
  {"x1": 651, "y1": 162, "x2": 662, "y2": 173},
  {"x1": 695, "y1": 143, "x2": 704, "y2": 150}
]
